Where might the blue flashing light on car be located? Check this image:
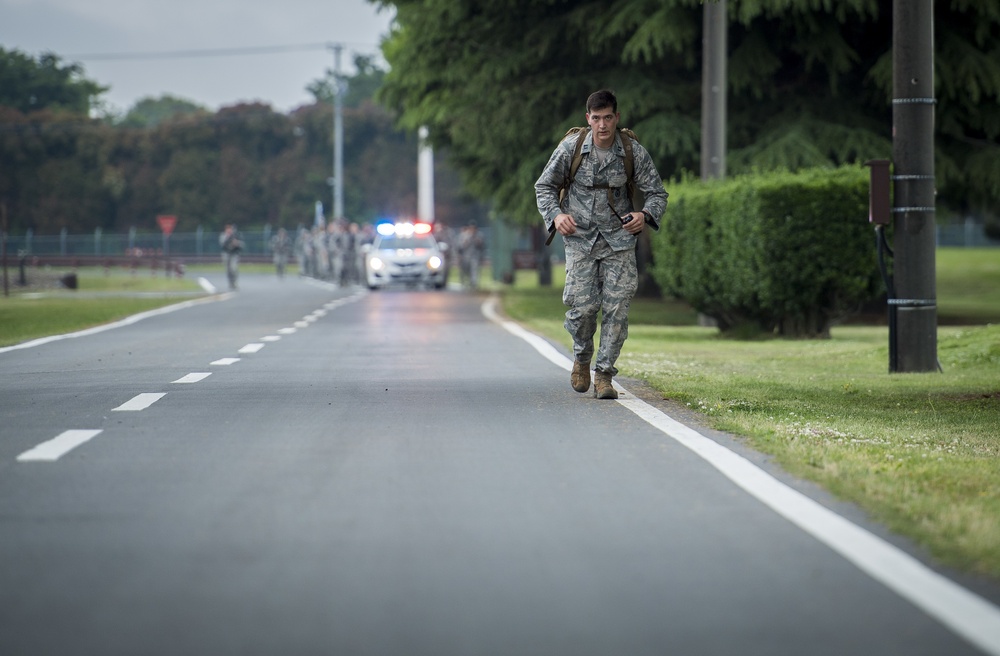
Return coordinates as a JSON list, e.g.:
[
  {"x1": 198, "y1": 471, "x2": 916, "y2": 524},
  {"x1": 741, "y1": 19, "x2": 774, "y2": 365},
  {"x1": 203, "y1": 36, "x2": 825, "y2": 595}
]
[{"x1": 362, "y1": 221, "x2": 448, "y2": 290}]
